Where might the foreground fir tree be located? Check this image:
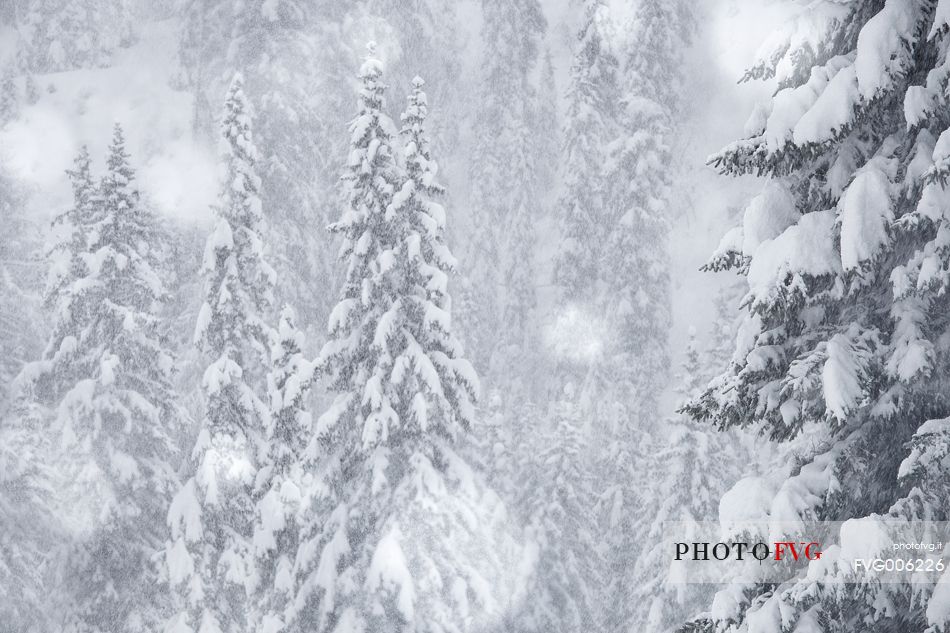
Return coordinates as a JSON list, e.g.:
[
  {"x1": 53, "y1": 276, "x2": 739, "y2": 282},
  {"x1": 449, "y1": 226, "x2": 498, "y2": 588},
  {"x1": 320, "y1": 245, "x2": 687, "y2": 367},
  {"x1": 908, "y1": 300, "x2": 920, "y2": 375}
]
[
  {"x1": 685, "y1": 2, "x2": 950, "y2": 631},
  {"x1": 10, "y1": 126, "x2": 183, "y2": 632},
  {"x1": 293, "y1": 54, "x2": 509, "y2": 633},
  {"x1": 166, "y1": 74, "x2": 275, "y2": 633}
]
